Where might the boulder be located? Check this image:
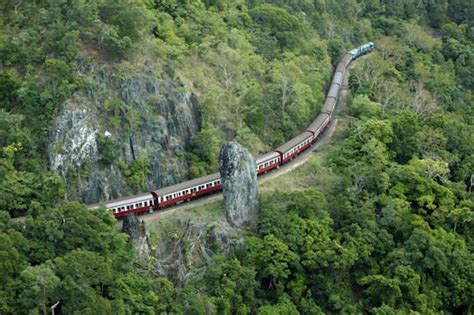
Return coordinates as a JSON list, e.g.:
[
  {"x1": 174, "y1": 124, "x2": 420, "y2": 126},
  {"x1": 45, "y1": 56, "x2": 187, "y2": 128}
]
[{"x1": 218, "y1": 142, "x2": 259, "y2": 230}]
